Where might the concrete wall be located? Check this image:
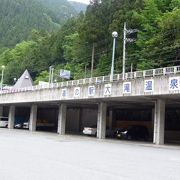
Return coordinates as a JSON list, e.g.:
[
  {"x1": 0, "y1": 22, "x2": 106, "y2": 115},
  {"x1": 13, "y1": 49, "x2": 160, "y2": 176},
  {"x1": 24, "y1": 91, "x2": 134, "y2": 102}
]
[
  {"x1": 37, "y1": 108, "x2": 58, "y2": 123},
  {"x1": 15, "y1": 107, "x2": 30, "y2": 119},
  {"x1": 165, "y1": 131, "x2": 180, "y2": 143},
  {"x1": 66, "y1": 108, "x2": 97, "y2": 133},
  {"x1": 81, "y1": 109, "x2": 97, "y2": 131},
  {"x1": 66, "y1": 108, "x2": 80, "y2": 133},
  {"x1": 0, "y1": 75, "x2": 178, "y2": 104}
]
